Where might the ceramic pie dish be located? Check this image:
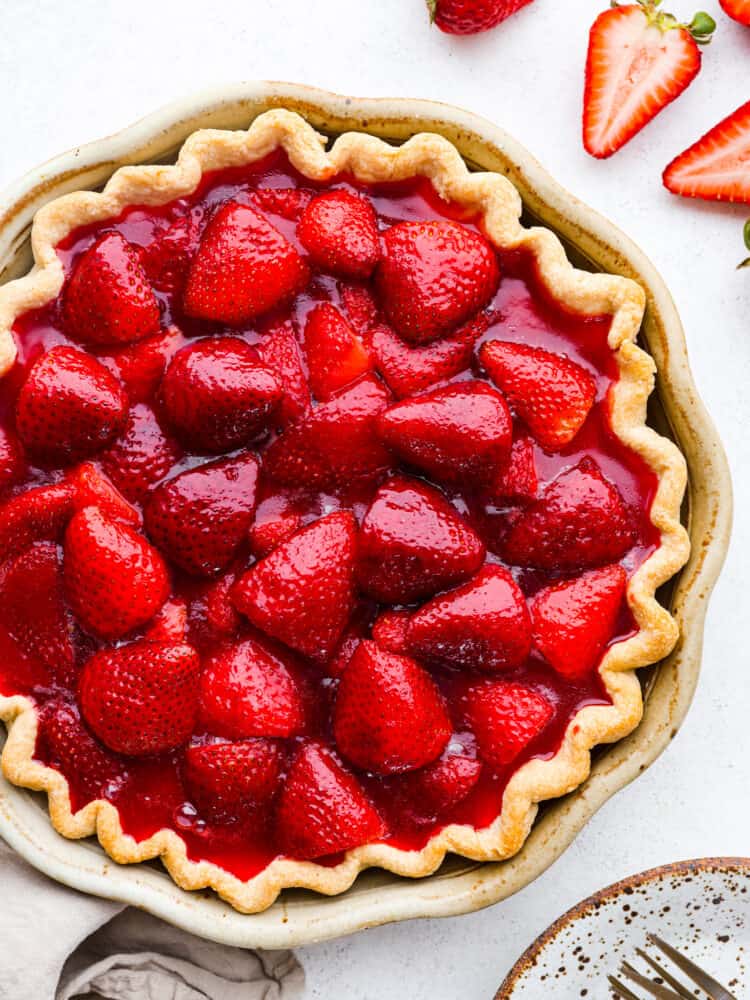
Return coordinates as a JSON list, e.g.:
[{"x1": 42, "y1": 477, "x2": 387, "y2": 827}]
[{"x1": 0, "y1": 84, "x2": 731, "y2": 948}]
